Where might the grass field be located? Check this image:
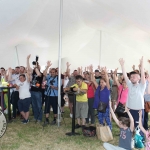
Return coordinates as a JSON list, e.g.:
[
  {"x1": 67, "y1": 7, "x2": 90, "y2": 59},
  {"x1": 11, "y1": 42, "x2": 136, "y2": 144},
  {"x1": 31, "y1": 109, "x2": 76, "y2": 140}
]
[{"x1": 0, "y1": 108, "x2": 144, "y2": 150}]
